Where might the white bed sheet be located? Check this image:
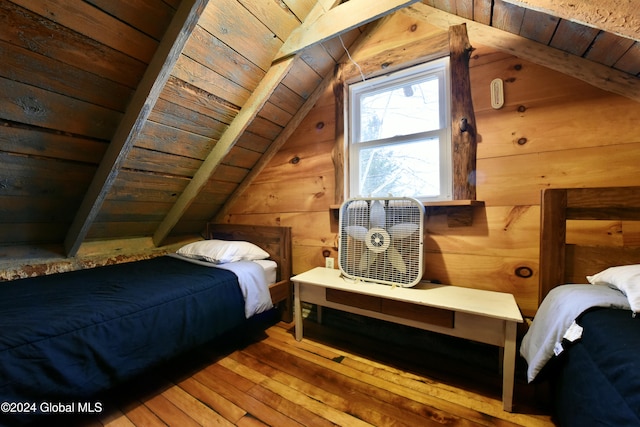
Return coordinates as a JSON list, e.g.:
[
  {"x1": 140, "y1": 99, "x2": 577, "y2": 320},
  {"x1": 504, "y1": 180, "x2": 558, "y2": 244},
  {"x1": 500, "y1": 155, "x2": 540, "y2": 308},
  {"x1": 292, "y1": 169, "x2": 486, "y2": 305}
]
[
  {"x1": 168, "y1": 253, "x2": 274, "y2": 318},
  {"x1": 520, "y1": 284, "x2": 629, "y2": 383},
  {"x1": 252, "y1": 259, "x2": 277, "y2": 285}
]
